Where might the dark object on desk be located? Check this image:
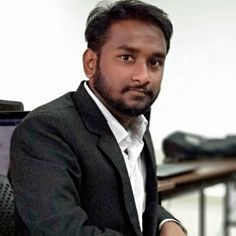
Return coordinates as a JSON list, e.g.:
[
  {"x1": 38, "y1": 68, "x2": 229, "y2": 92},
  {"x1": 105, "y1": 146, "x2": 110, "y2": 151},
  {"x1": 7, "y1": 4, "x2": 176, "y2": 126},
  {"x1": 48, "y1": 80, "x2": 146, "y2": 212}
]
[
  {"x1": 0, "y1": 175, "x2": 15, "y2": 236},
  {"x1": 157, "y1": 163, "x2": 197, "y2": 179},
  {"x1": 0, "y1": 100, "x2": 24, "y2": 112},
  {"x1": 163, "y1": 131, "x2": 236, "y2": 161}
]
